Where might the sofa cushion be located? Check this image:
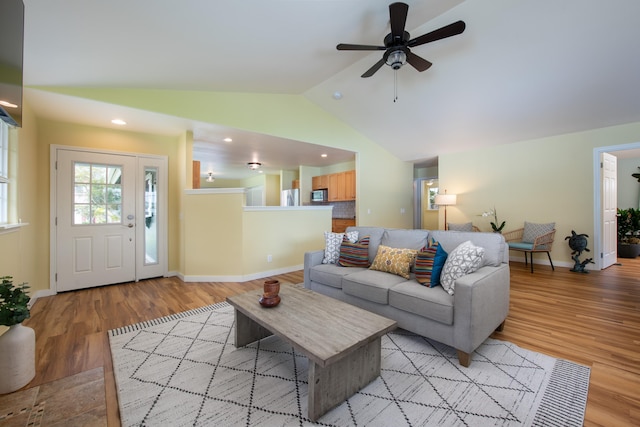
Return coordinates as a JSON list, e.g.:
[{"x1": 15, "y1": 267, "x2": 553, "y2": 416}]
[
  {"x1": 389, "y1": 281, "x2": 454, "y2": 325},
  {"x1": 322, "y1": 231, "x2": 359, "y2": 264},
  {"x1": 415, "y1": 238, "x2": 448, "y2": 287},
  {"x1": 308, "y1": 264, "x2": 366, "y2": 289},
  {"x1": 346, "y1": 226, "x2": 385, "y2": 264},
  {"x1": 338, "y1": 235, "x2": 371, "y2": 267},
  {"x1": 522, "y1": 221, "x2": 555, "y2": 243},
  {"x1": 430, "y1": 230, "x2": 505, "y2": 267},
  {"x1": 369, "y1": 245, "x2": 417, "y2": 279},
  {"x1": 381, "y1": 228, "x2": 429, "y2": 251},
  {"x1": 342, "y1": 269, "x2": 407, "y2": 304},
  {"x1": 440, "y1": 240, "x2": 485, "y2": 295}
]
